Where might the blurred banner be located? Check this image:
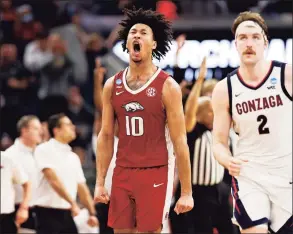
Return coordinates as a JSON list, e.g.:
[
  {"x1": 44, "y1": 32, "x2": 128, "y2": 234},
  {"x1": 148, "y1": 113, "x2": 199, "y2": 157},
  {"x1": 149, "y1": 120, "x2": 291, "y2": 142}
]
[{"x1": 112, "y1": 28, "x2": 292, "y2": 80}]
